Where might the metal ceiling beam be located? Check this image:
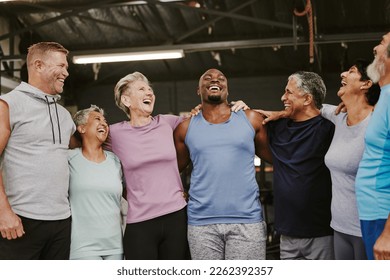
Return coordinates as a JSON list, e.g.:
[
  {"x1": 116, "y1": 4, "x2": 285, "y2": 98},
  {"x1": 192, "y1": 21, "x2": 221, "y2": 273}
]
[
  {"x1": 150, "y1": 0, "x2": 294, "y2": 30},
  {"x1": 72, "y1": 32, "x2": 386, "y2": 55},
  {"x1": 1, "y1": 32, "x2": 384, "y2": 62},
  {"x1": 173, "y1": 0, "x2": 257, "y2": 43},
  {"x1": 76, "y1": 15, "x2": 144, "y2": 34},
  {"x1": 0, "y1": 0, "x2": 118, "y2": 42}
]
